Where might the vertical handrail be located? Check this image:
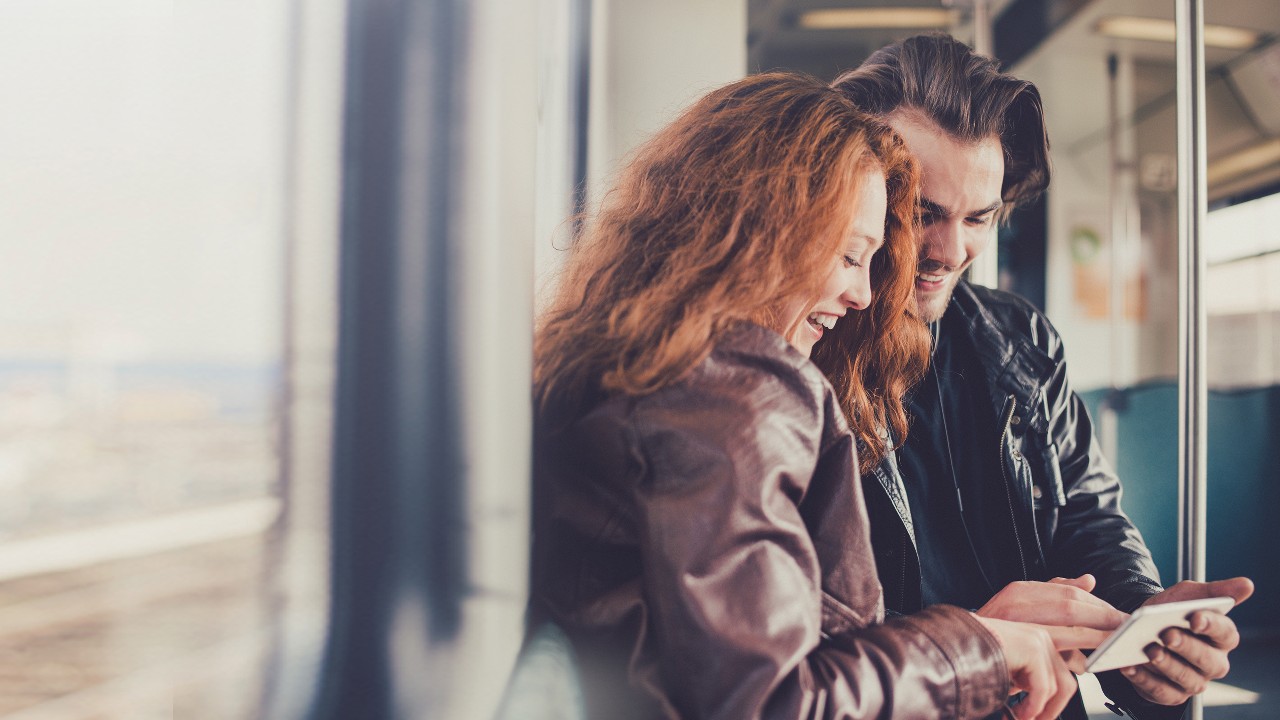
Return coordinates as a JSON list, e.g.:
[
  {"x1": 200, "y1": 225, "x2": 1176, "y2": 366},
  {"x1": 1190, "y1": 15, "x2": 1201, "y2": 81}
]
[
  {"x1": 972, "y1": 0, "x2": 998, "y2": 289},
  {"x1": 1101, "y1": 52, "x2": 1140, "y2": 462},
  {"x1": 964, "y1": 0, "x2": 999, "y2": 289},
  {"x1": 1175, "y1": 0, "x2": 1209, "y2": 717},
  {"x1": 971, "y1": 0, "x2": 992, "y2": 62},
  {"x1": 262, "y1": 0, "x2": 346, "y2": 716},
  {"x1": 305, "y1": 0, "x2": 539, "y2": 717},
  {"x1": 1101, "y1": 52, "x2": 1123, "y2": 462}
]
